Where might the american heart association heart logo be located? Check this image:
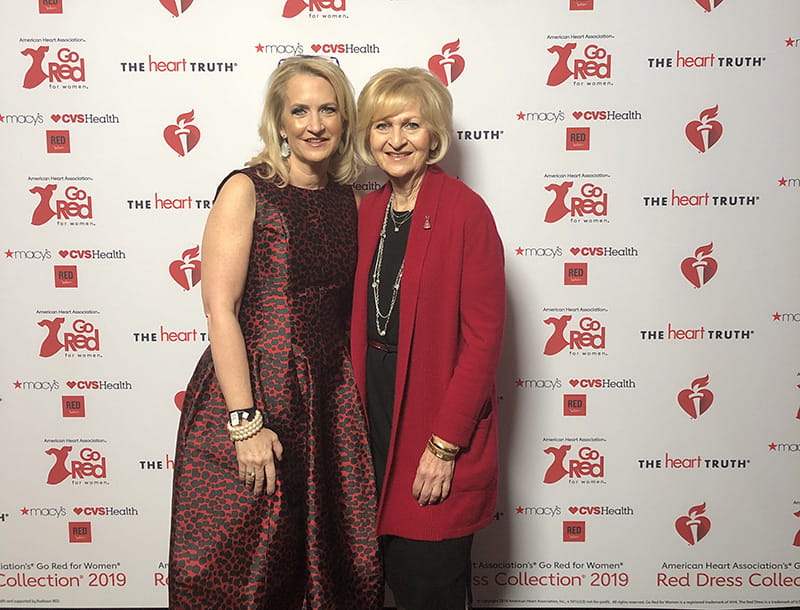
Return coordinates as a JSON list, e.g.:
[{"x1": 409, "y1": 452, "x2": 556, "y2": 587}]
[
  {"x1": 428, "y1": 39, "x2": 465, "y2": 87},
  {"x1": 677, "y1": 374, "x2": 714, "y2": 419},
  {"x1": 169, "y1": 246, "x2": 201, "y2": 290},
  {"x1": 164, "y1": 110, "x2": 201, "y2": 157},
  {"x1": 160, "y1": 0, "x2": 194, "y2": 17},
  {"x1": 686, "y1": 105, "x2": 723, "y2": 153},
  {"x1": 680, "y1": 242, "x2": 717, "y2": 288},
  {"x1": 675, "y1": 502, "x2": 711, "y2": 545},
  {"x1": 695, "y1": 0, "x2": 725, "y2": 12}
]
